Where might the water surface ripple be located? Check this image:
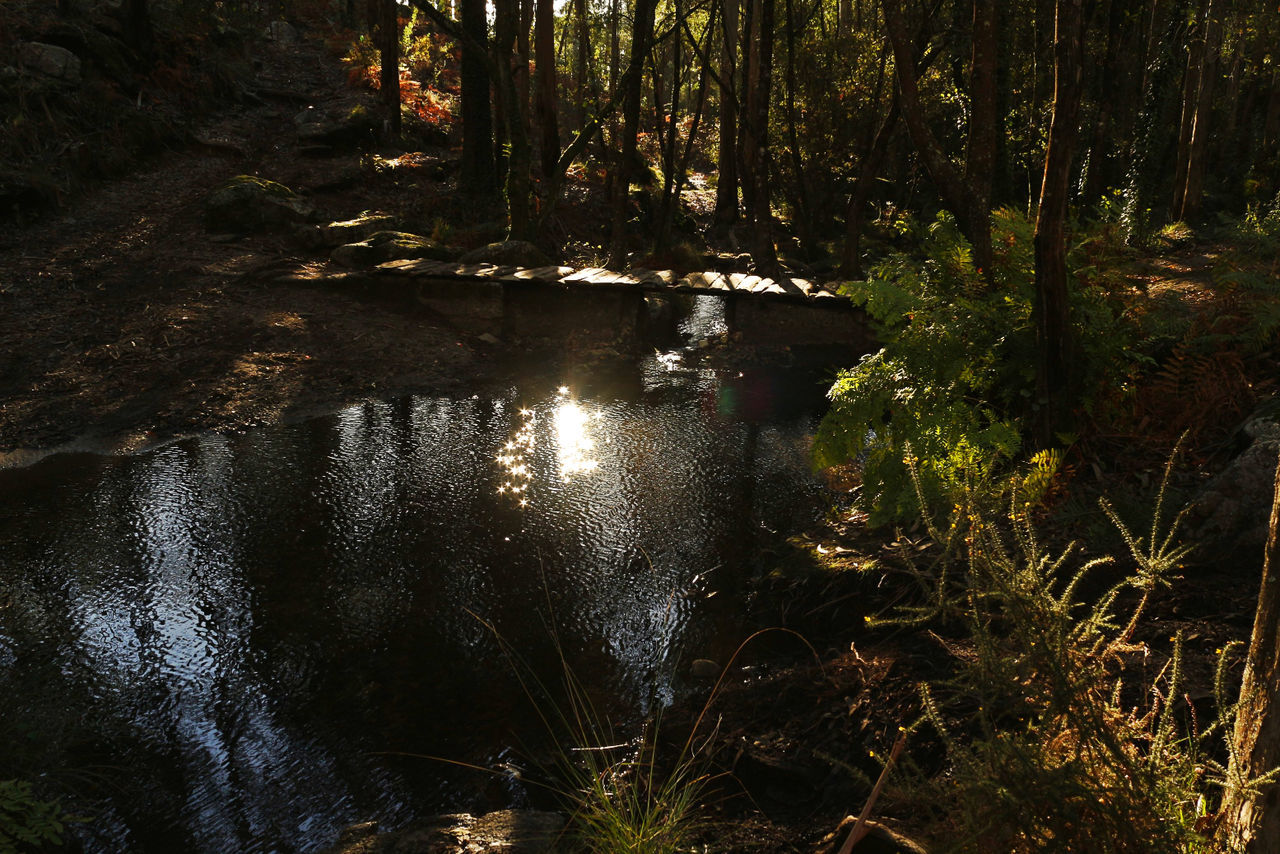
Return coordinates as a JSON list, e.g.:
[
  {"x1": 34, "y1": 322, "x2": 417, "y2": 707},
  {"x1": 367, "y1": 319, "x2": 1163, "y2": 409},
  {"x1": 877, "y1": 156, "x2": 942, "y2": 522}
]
[{"x1": 0, "y1": 357, "x2": 829, "y2": 852}]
